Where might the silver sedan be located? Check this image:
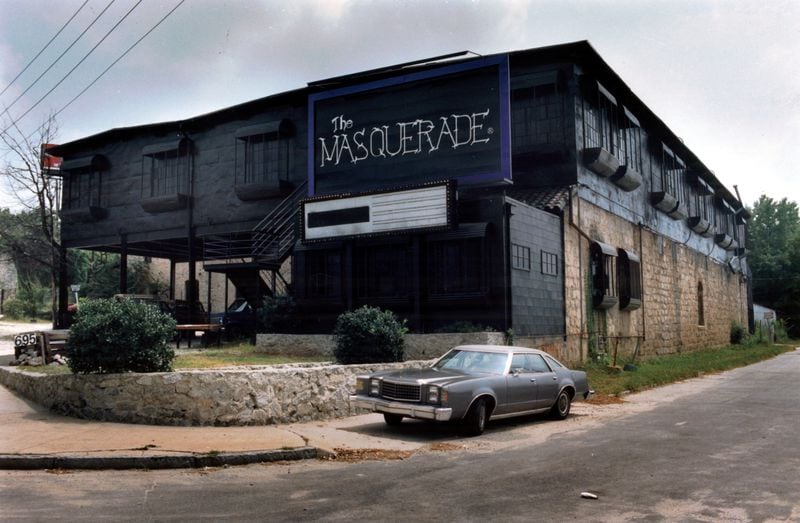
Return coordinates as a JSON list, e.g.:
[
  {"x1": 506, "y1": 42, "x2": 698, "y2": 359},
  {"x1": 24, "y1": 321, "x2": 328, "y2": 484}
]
[{"x1": 351, "y1": 345, "x2": 593, "y2": 436}]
